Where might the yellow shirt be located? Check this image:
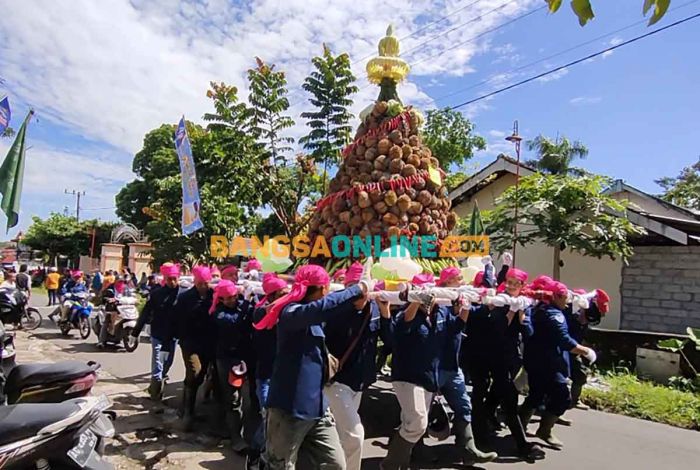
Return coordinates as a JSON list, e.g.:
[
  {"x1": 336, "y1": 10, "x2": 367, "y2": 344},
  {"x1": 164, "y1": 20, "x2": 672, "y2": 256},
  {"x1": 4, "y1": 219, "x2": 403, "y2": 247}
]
[{"x1": 45, "y1": 272, "x2": 61, "y2": 290}]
